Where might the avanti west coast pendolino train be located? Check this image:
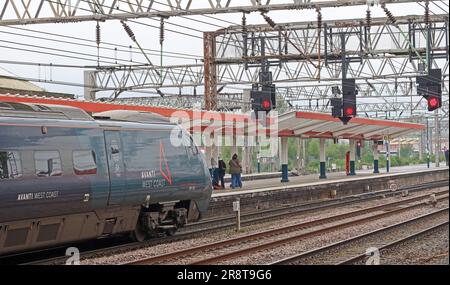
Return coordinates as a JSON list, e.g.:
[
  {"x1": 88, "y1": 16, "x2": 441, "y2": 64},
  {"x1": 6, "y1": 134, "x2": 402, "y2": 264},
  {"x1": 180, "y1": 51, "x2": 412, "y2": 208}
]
[{"x1": 0, "y1": 101, "x2": 212, "y2": 255}]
